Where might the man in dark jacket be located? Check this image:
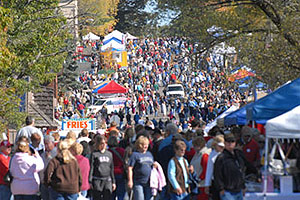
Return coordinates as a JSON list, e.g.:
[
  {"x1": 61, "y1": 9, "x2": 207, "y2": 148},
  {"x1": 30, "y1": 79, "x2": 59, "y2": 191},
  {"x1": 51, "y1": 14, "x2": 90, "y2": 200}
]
[{"x1": 213, "y1": 133, "x2": 249, "y2": 200}]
